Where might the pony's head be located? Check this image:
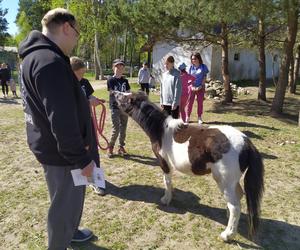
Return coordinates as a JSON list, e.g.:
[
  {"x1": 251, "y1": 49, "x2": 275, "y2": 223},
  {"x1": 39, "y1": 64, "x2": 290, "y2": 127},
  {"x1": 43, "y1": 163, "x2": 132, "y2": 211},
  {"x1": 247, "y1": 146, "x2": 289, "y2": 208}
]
[{"x1": 113, "y1": 91, "x2": 148, "y2": 115}]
